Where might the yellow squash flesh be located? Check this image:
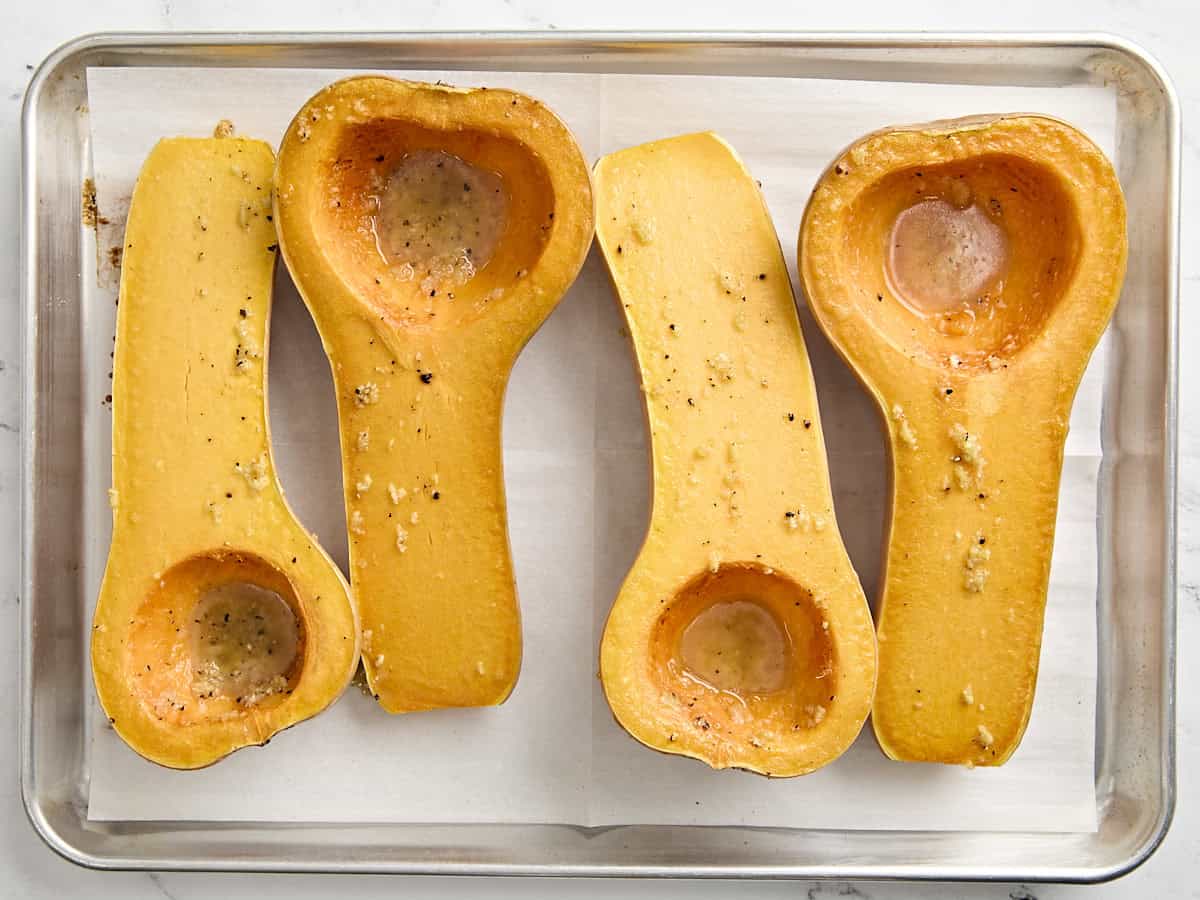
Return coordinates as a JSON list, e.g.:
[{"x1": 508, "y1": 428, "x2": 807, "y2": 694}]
[
  {"x1": 274, "y1": 77, "x2": 594, "y2": 713},
  {"x1": 595, "y1": 132, "x2": 877, "y2": 776},
  {"x1": 799, "y1": 114, "x2": 1127, "y2": 765},
  {"x1": 92, "y1": 136, "x2": 360, "y2": 769}
]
